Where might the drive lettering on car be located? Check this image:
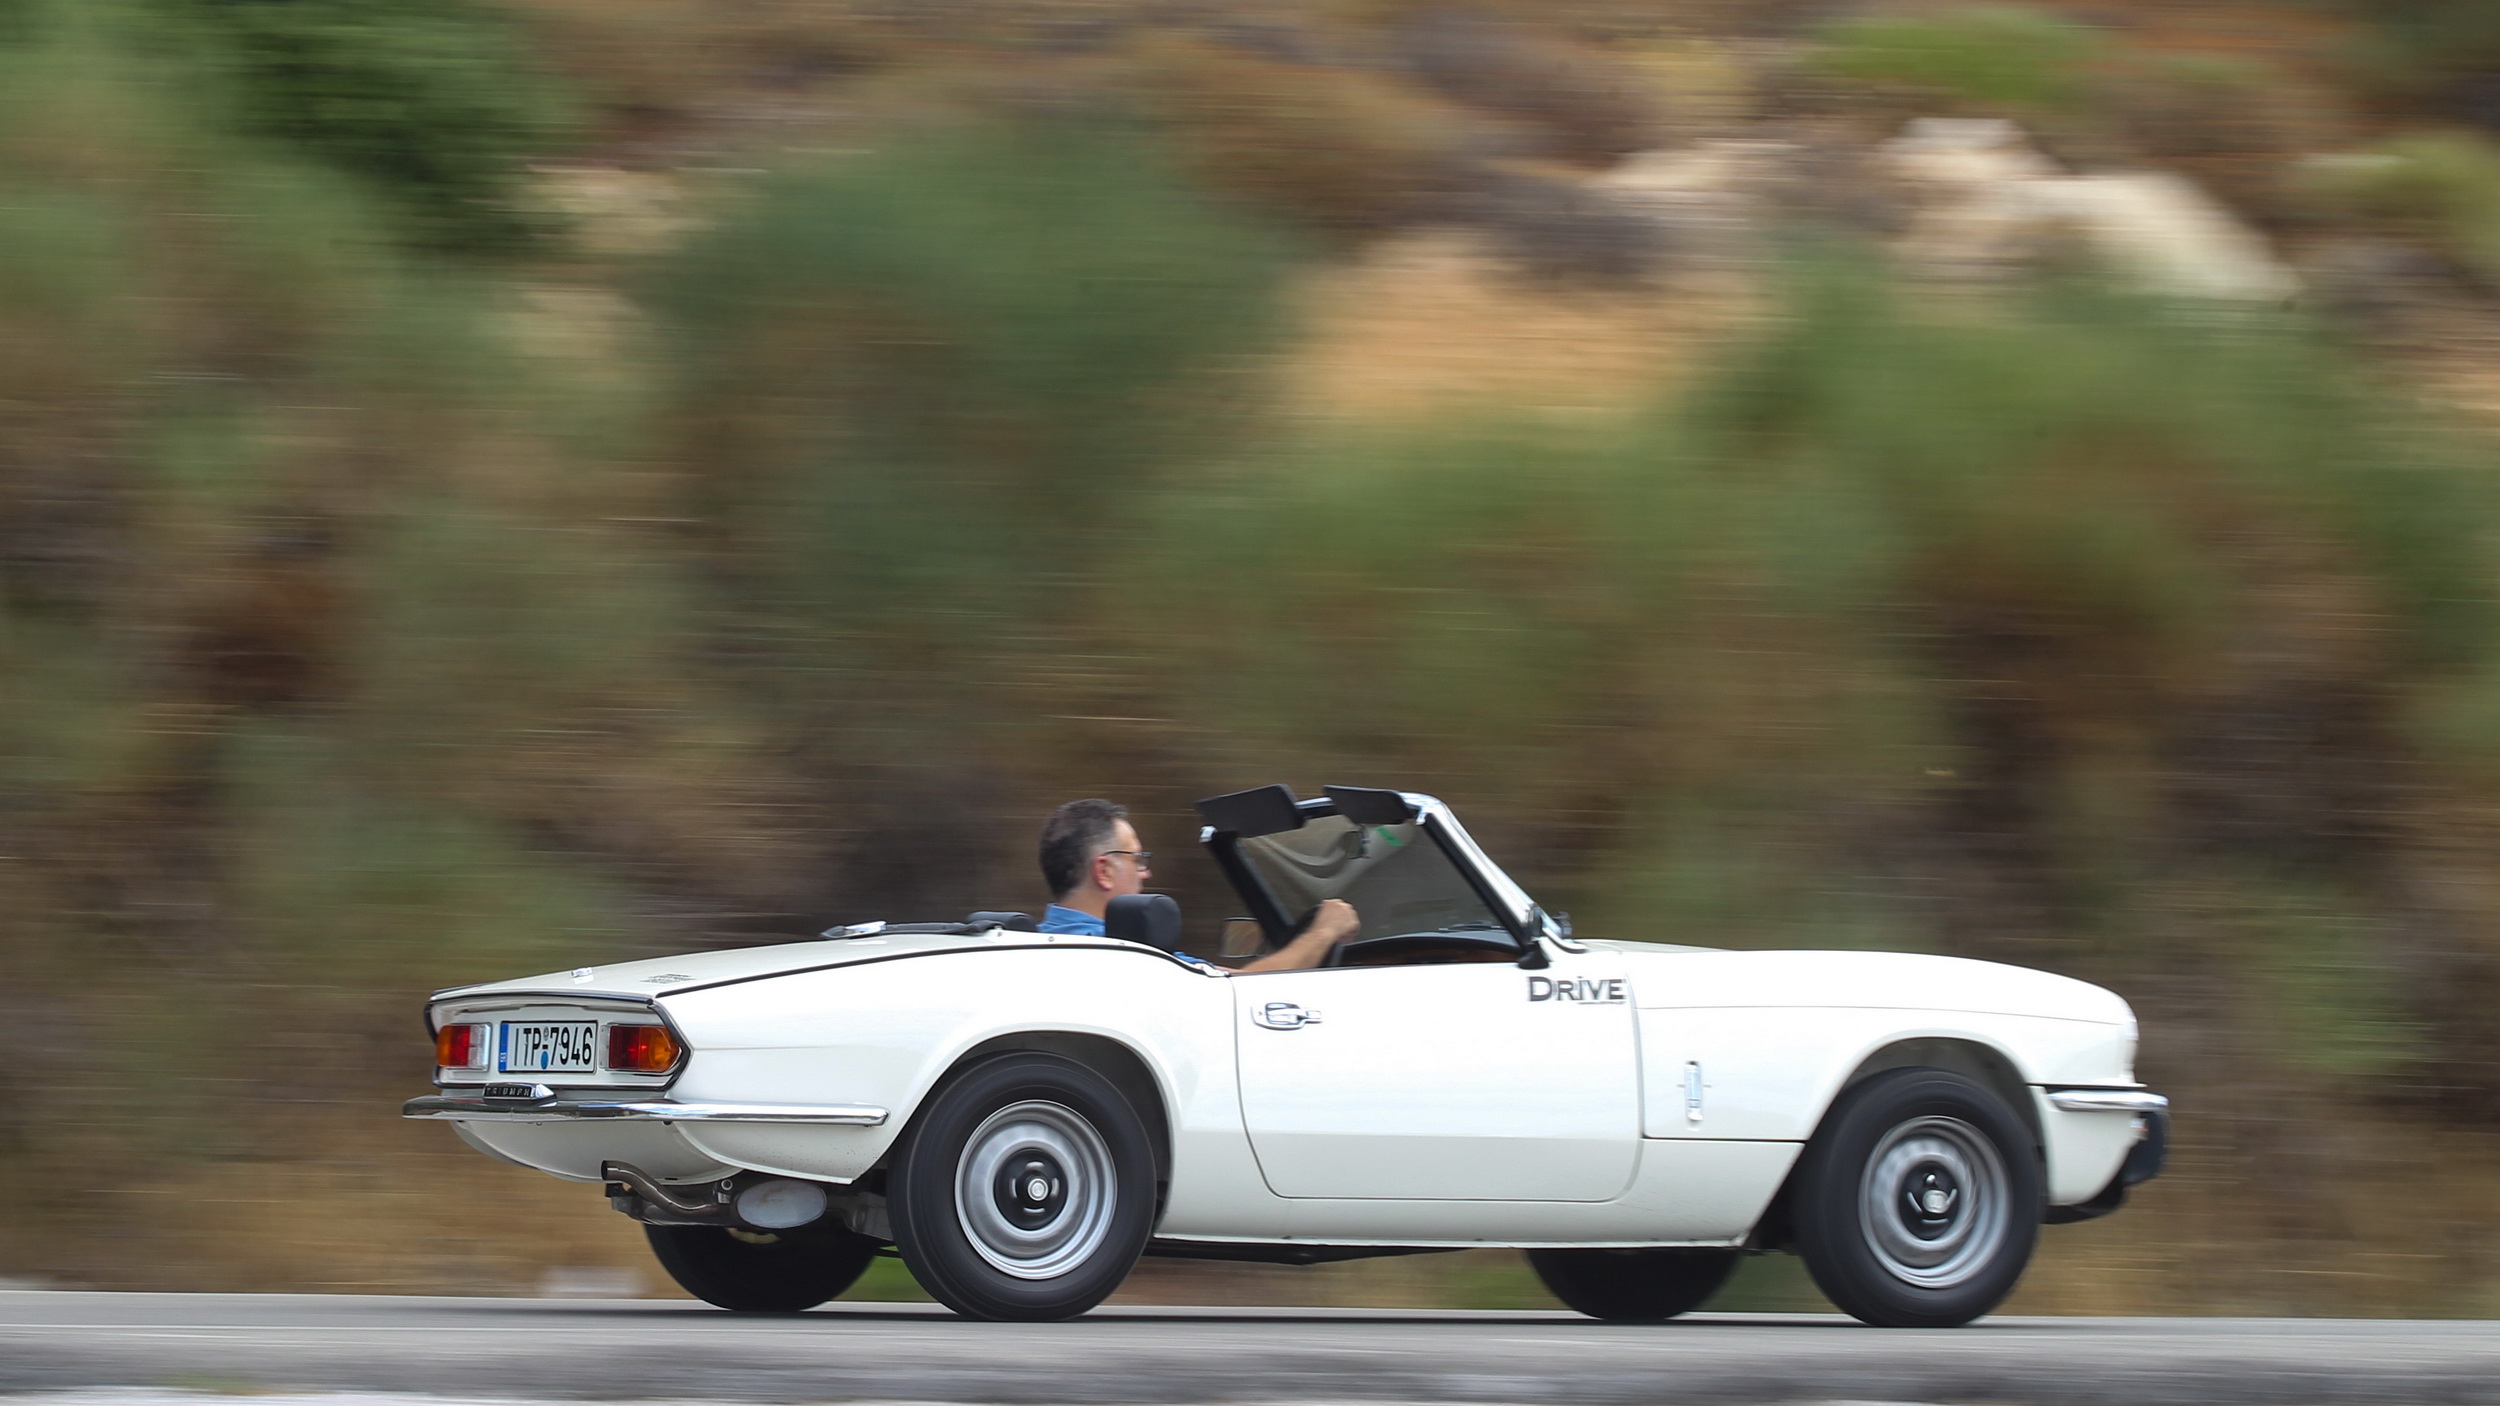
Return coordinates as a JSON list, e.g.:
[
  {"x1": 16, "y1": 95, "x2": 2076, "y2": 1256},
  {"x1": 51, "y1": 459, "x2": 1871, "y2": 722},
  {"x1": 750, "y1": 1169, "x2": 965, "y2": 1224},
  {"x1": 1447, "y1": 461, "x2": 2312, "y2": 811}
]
[{"x1": 1526, "y1": 975, "x2": 1625, "y2": 1003}]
